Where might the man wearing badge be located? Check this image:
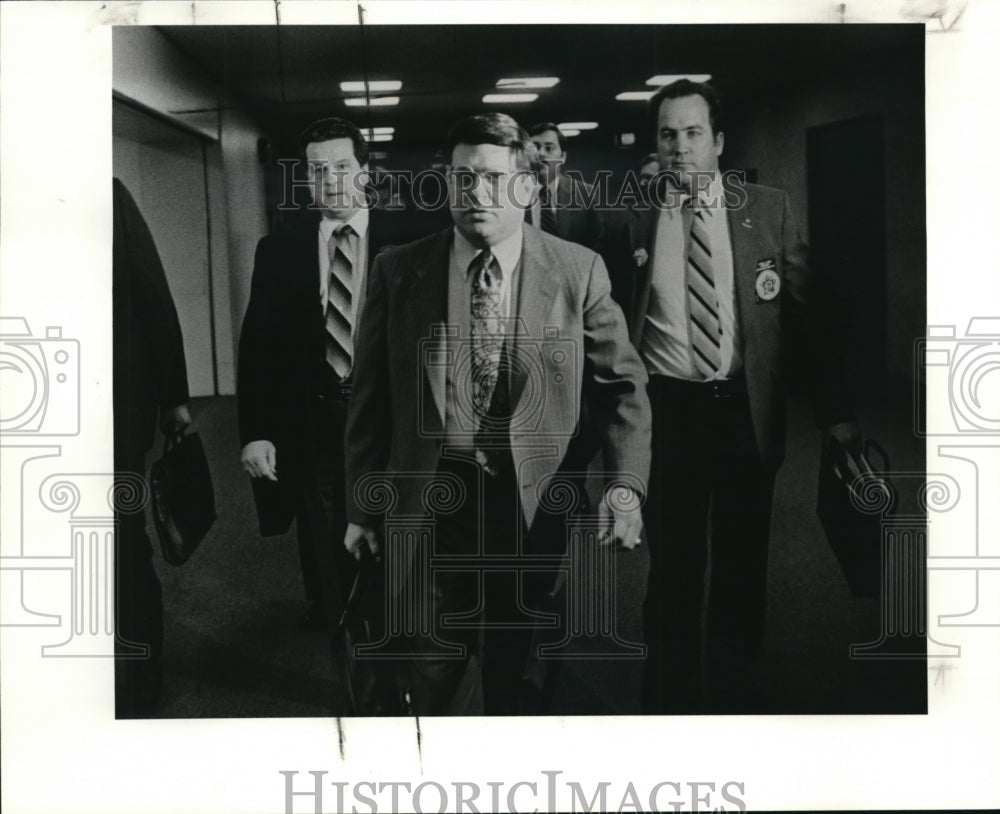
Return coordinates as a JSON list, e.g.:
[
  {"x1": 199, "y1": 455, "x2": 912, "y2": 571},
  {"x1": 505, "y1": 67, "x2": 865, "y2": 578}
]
[{"x1": 607, "y1": 79, "x2": 859, "y2": 713}]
